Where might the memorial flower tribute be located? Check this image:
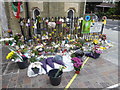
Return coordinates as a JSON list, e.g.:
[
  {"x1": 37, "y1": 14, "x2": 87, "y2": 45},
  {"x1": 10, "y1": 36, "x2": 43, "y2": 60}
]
[{"x1": 71, "y1": 57, "x2": 83, "y2": 74}]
